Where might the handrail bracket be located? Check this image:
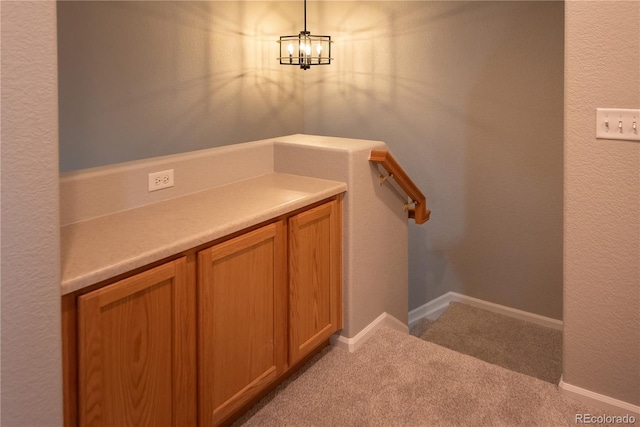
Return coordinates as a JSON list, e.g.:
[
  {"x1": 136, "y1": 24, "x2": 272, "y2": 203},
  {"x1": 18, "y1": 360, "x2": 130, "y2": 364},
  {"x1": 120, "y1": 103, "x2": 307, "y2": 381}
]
[{"x1": 379, "y1": 172, "x2": 394, "y2": 186}]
